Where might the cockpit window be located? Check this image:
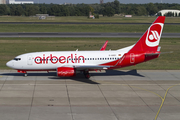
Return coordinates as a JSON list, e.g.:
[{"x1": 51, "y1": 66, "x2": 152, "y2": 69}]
[{"x1": 13, "y1": 58, "x2": 21, "y2": 61}]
